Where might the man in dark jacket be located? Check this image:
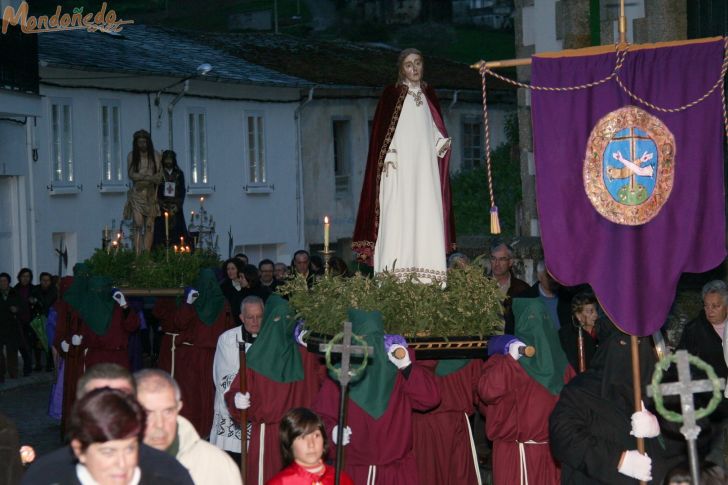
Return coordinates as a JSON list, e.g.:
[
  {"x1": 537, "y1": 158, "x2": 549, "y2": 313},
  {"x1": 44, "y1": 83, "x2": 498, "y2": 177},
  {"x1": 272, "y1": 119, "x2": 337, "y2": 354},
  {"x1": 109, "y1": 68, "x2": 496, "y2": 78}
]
[
  {"x1": 511, "y1": 260, "x2": 571, "y2": 334},
  {"x1": 489, "y1": 241, "x2": 530, "y2": 334},
  {"x1": 0, "y1": 273, "x2": 22, "y2": 382}
]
